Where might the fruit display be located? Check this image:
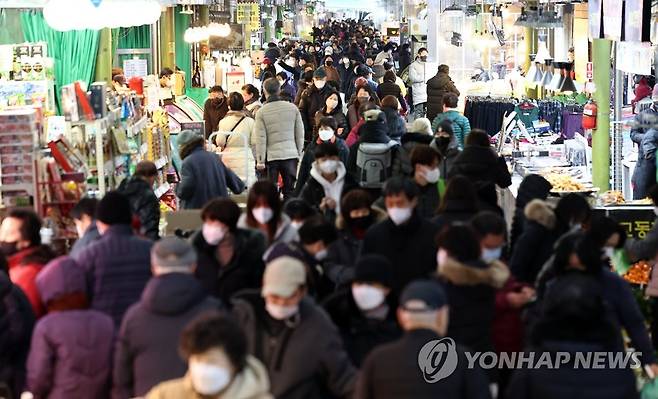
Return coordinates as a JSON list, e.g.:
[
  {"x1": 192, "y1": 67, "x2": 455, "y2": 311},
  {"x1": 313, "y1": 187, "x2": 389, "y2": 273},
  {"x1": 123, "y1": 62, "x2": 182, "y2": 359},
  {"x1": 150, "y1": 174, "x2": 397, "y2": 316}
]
[{"x1": 623, "y1": 261, "x2": 652, "y2": 285}]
